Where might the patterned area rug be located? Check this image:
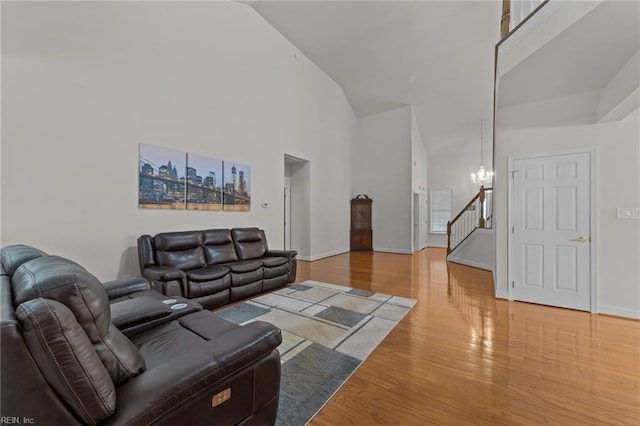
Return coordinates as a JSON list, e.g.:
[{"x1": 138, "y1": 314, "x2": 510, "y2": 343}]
[{"x1": 214, "y1": 280, "x2": 417, "y2": 426}]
